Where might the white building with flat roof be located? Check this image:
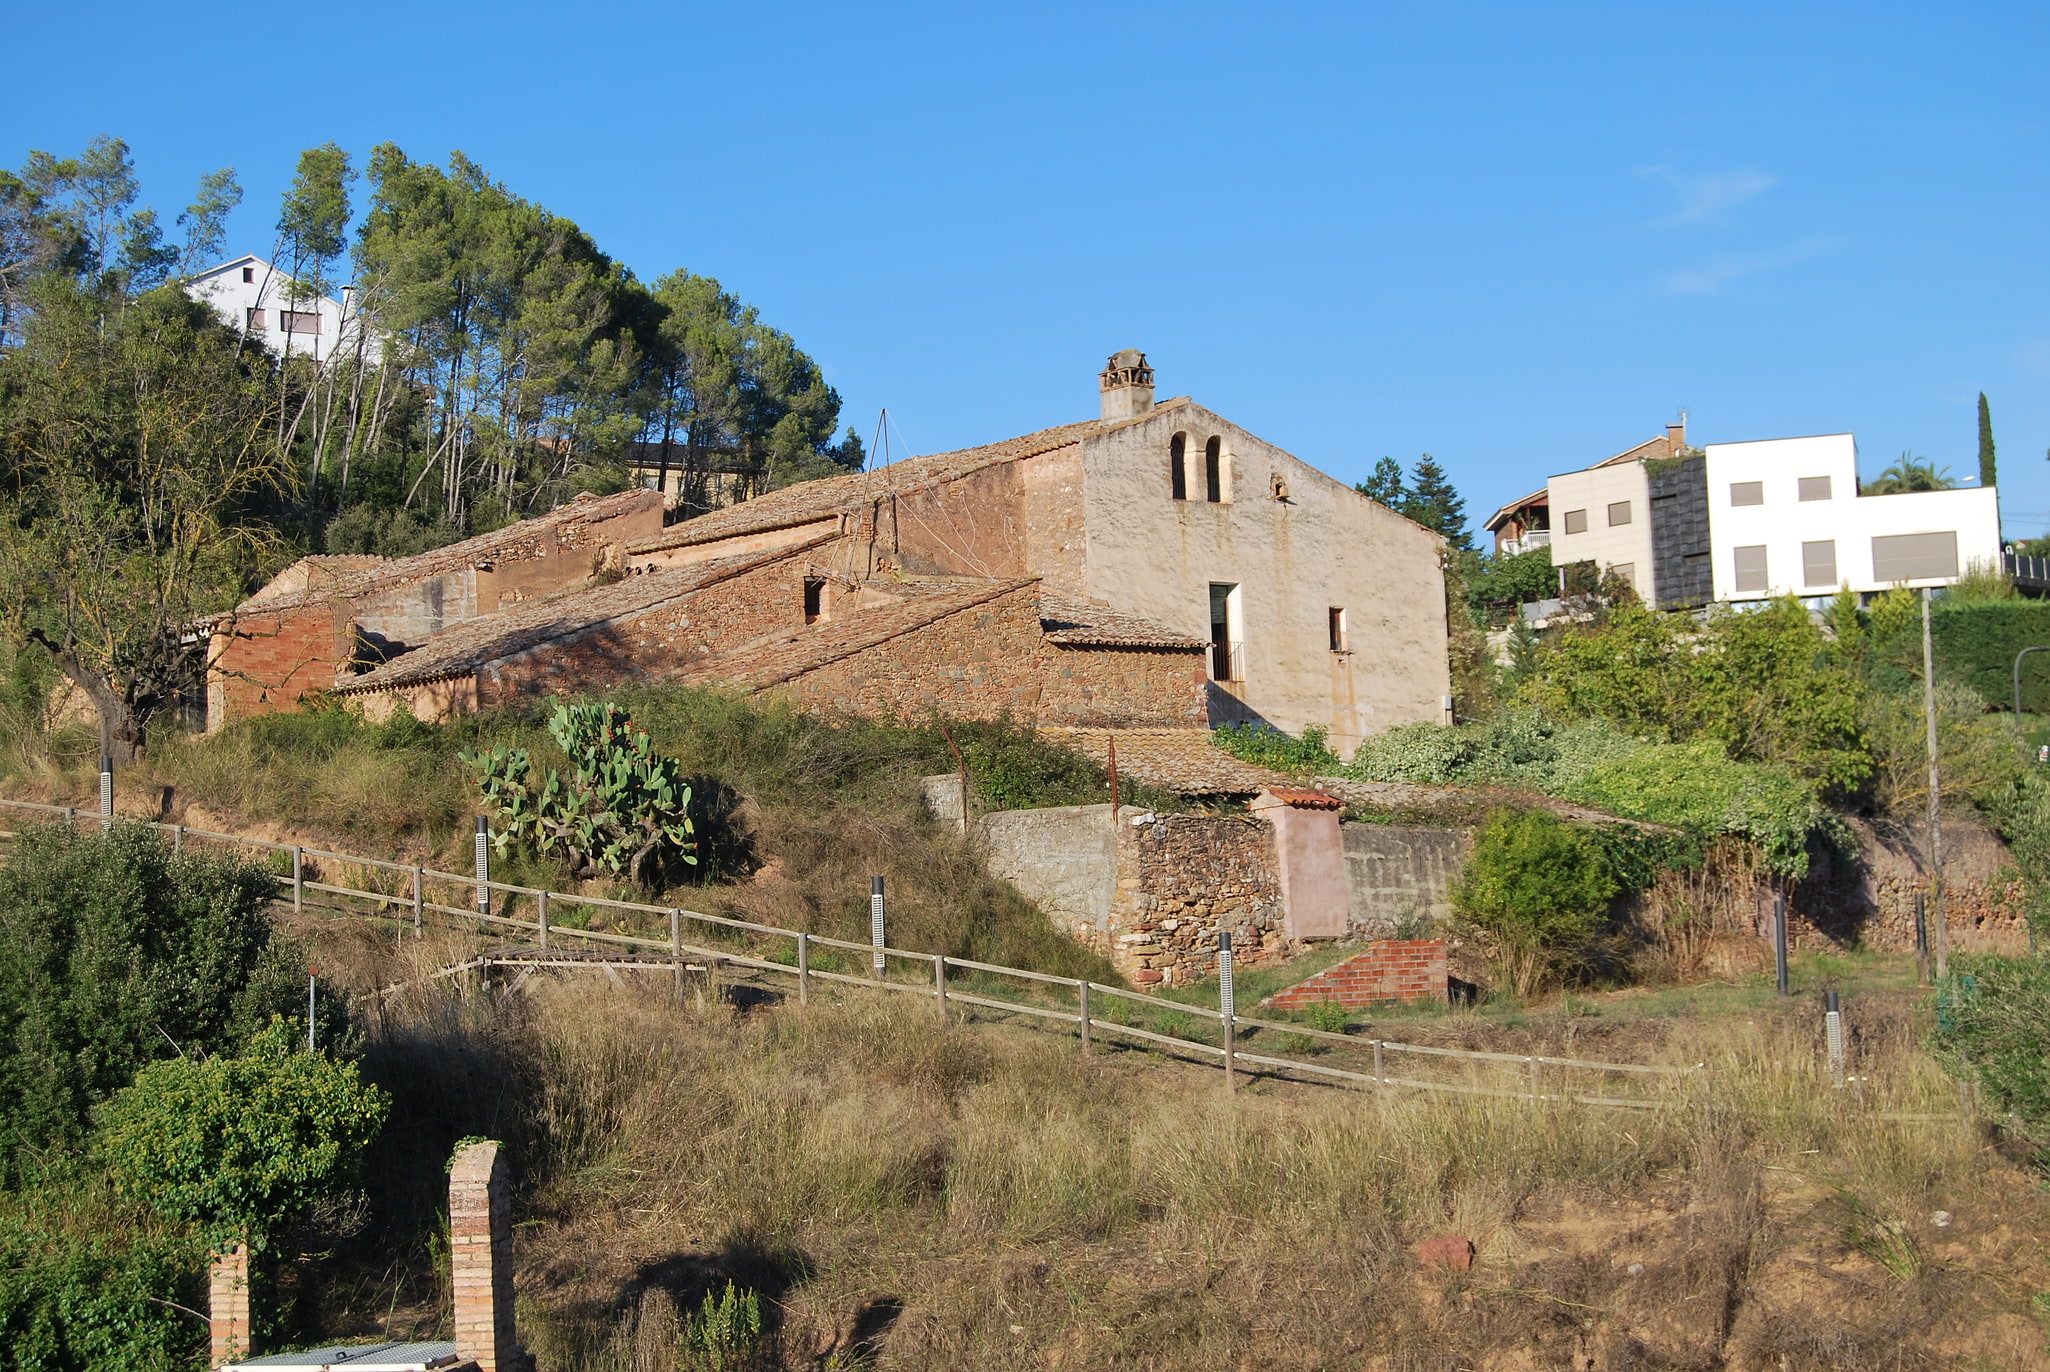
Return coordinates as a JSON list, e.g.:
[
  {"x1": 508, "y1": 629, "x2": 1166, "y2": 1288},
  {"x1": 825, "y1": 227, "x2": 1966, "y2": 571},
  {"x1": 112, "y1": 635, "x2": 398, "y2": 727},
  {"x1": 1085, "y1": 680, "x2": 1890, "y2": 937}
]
[
  {"x1": 1704, "y1": 433, "x2": 2001, "y2": 601},
  {"x1": 185, "y1": 254, "x2": 380, "y2": 363}
]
